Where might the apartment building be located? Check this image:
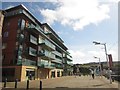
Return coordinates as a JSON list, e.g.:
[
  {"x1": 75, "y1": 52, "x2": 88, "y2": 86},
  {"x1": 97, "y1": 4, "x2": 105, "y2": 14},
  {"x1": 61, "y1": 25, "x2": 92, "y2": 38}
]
[
  {"x1": 0, "y1": 10, "x2": 5, "y2": 63},
  {"x1": 2, "y1": 4, "x2": 73, "y2": 81}
]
